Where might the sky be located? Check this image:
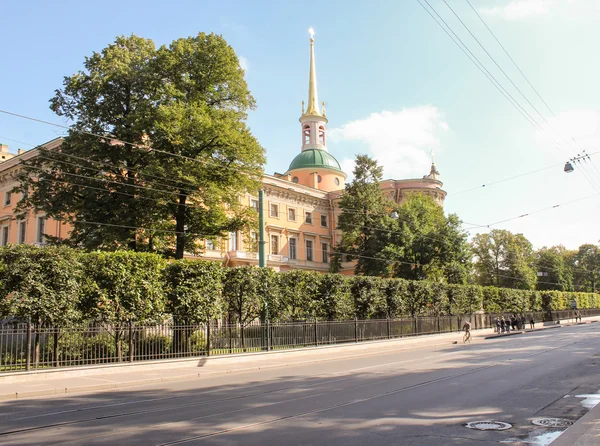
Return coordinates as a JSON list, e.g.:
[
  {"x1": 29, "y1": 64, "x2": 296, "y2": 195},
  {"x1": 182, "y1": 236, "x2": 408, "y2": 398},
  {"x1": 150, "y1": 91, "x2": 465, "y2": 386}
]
[{"x1": 1, "y1": 0, "x2": 600, "y2": 250}]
